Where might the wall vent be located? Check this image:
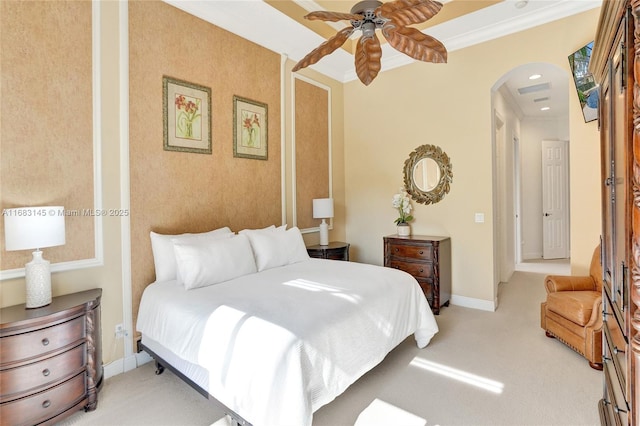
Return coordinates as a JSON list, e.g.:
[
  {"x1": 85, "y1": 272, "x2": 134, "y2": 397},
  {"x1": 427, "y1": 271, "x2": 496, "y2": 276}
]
[{"x1": 517, "y1": 82, "x2": 550, "y2": 95}]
